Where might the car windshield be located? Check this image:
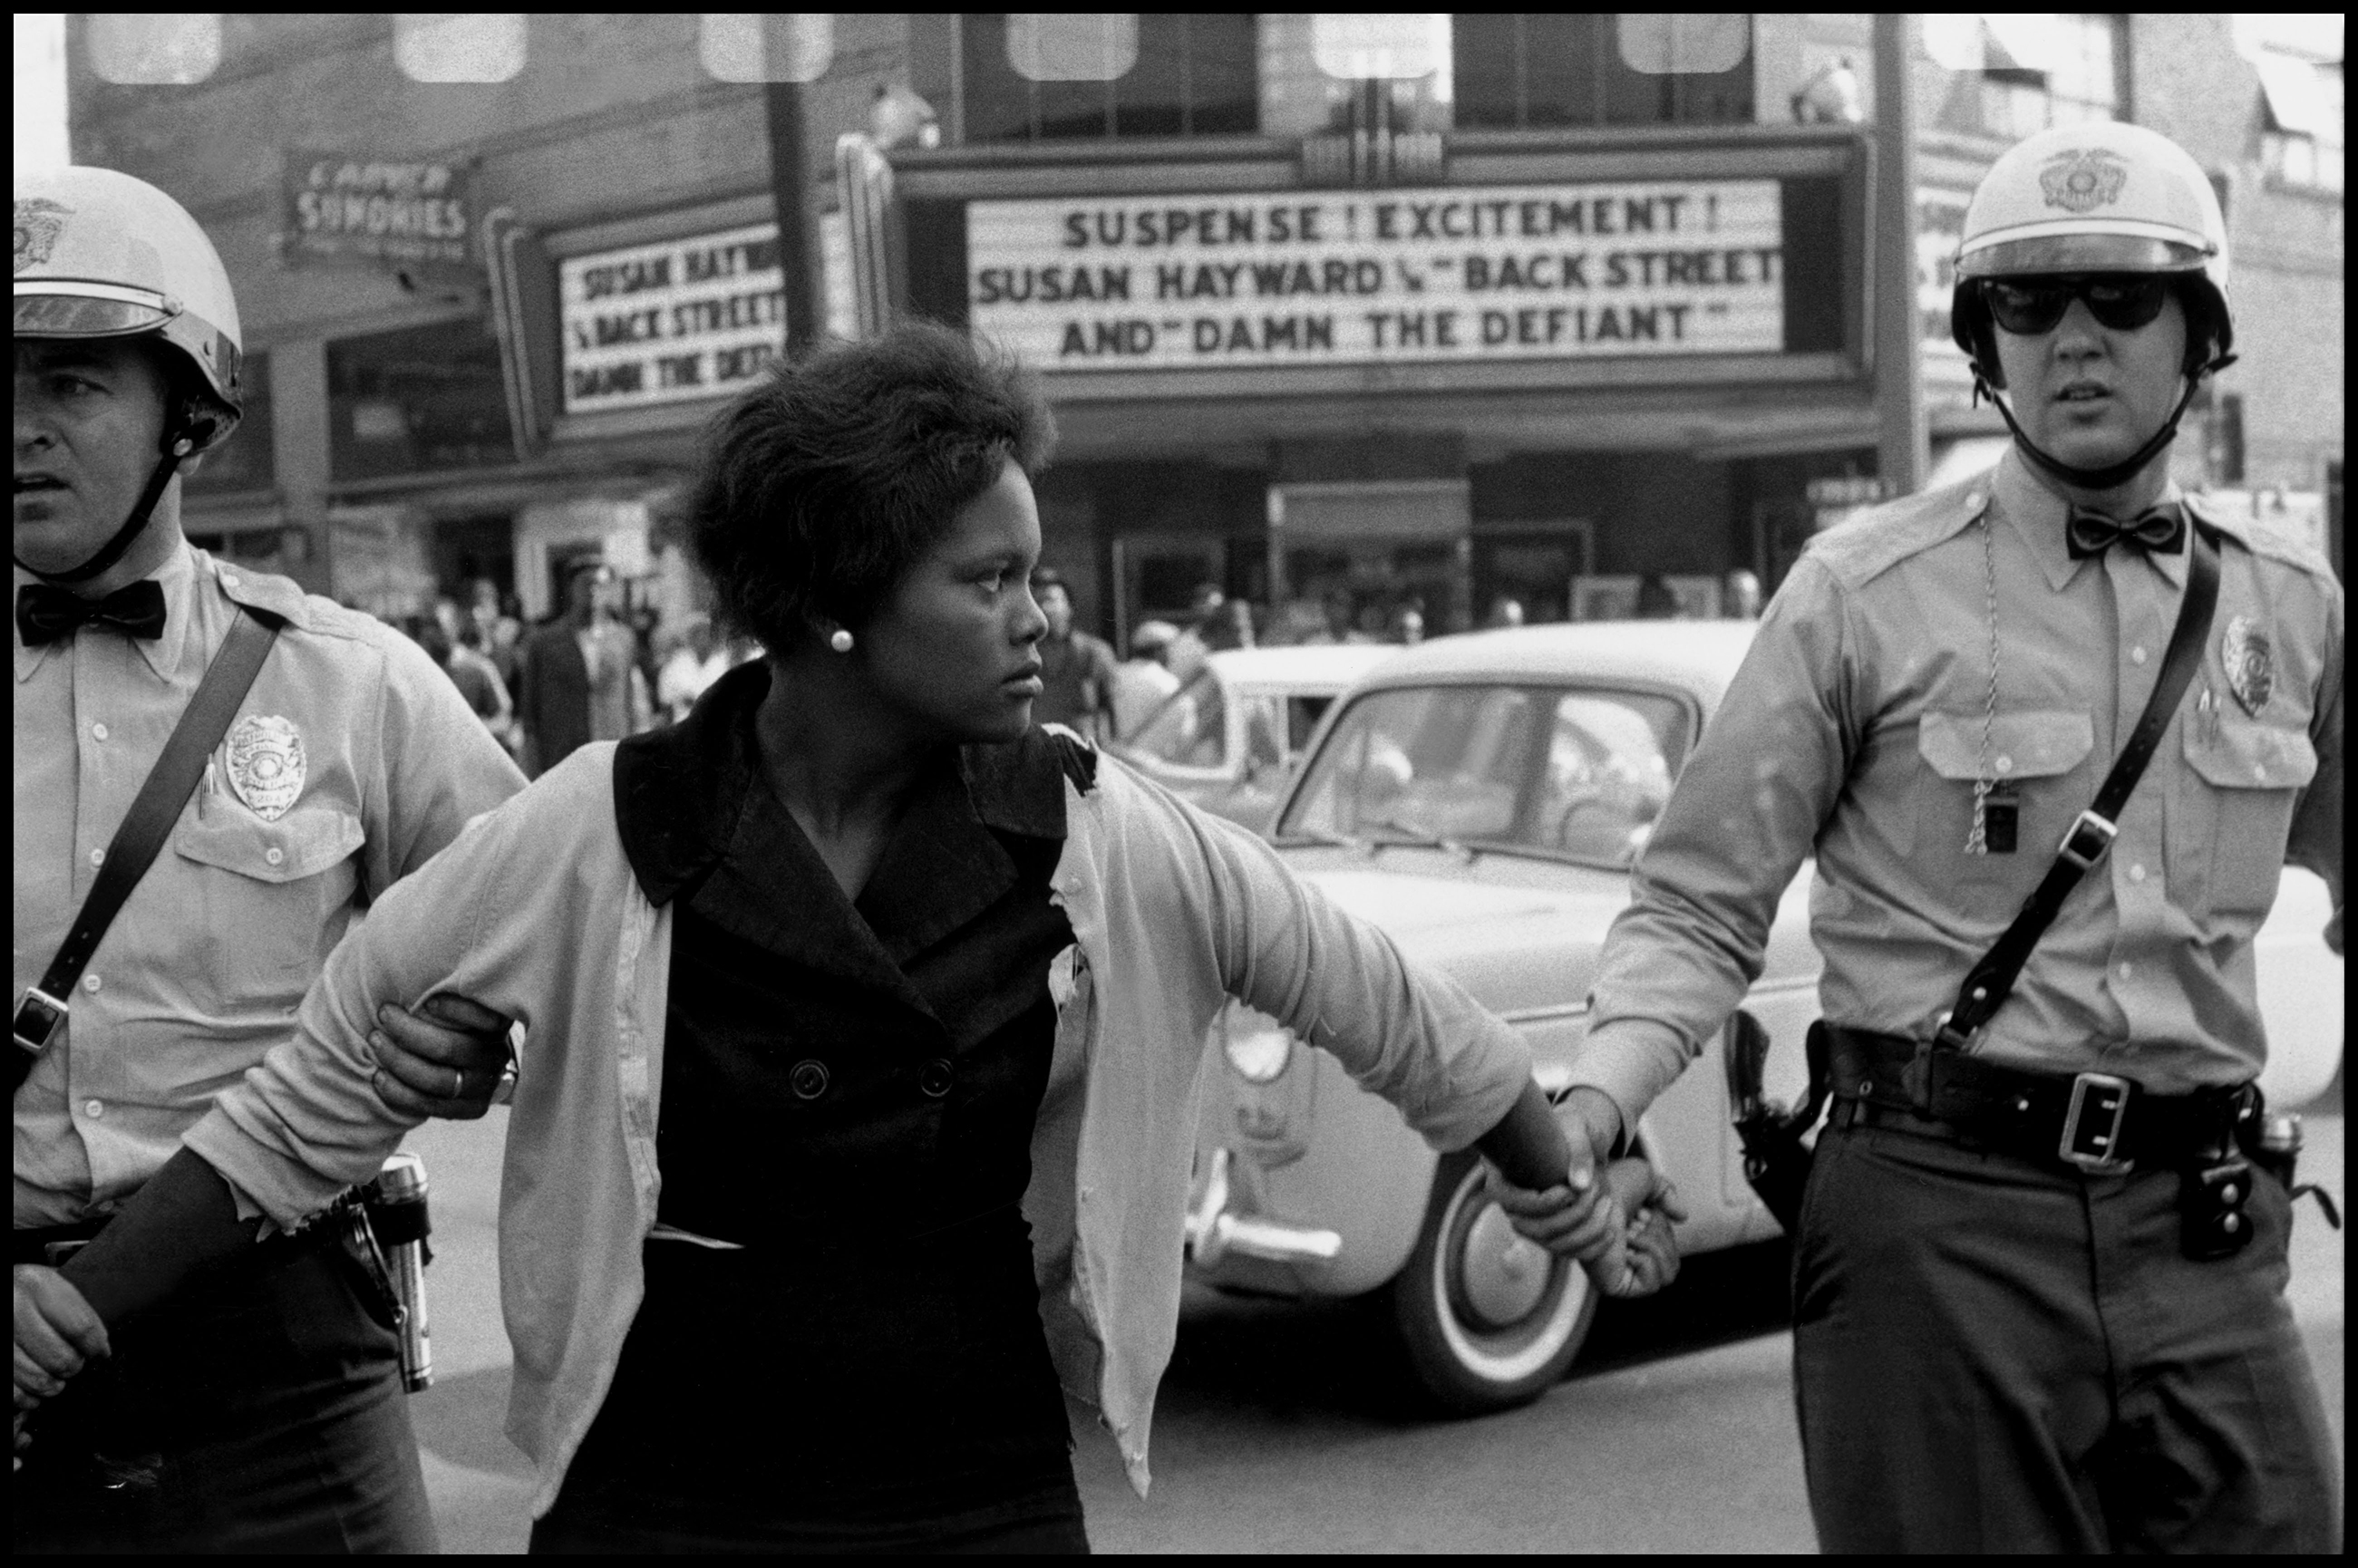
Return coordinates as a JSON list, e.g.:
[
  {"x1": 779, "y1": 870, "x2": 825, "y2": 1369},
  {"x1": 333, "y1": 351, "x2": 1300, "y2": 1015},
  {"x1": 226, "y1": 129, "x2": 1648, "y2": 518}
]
[
  {"x1": 1277, "y1": 684, "x2": 1691, "y2": 866},
  {"x1": 1127, "y1": 667, "x2": 1228, "y2": 768}
]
